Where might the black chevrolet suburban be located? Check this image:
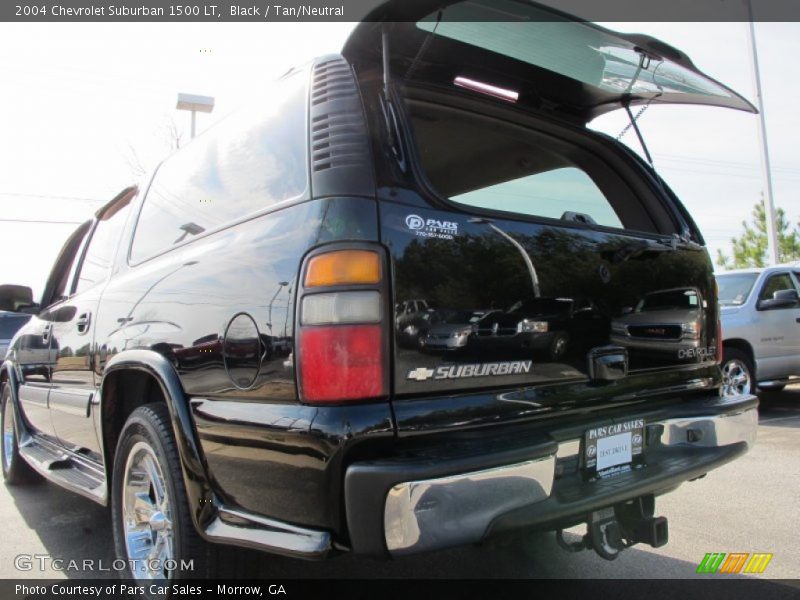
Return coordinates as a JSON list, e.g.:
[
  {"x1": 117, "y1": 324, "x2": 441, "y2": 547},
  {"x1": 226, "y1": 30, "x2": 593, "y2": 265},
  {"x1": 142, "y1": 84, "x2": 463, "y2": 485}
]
[{"x1": 2, "y1": 1, "x2": 759, "y2": 582}]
